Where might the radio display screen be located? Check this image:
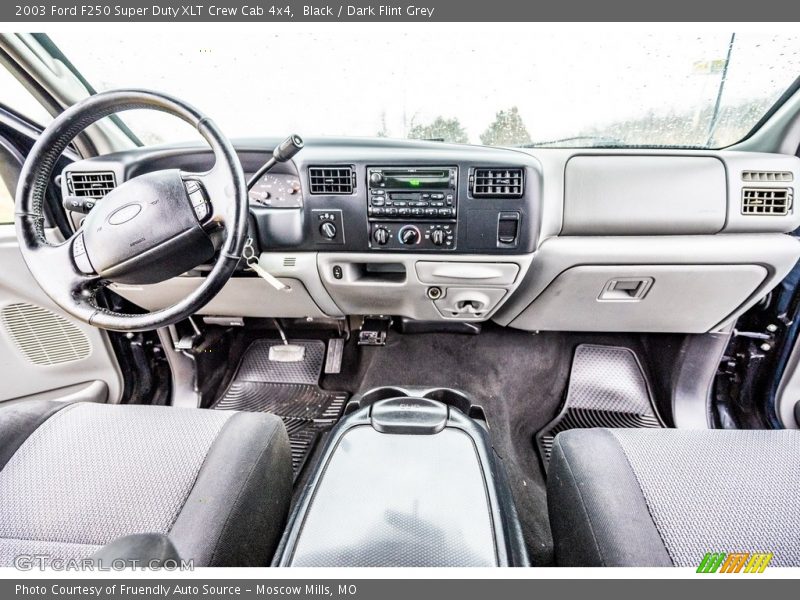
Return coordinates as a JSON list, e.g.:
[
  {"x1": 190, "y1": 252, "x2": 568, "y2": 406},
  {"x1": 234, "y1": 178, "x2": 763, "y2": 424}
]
[{"x1": 382, "y1": 170, "x2": 451, "y2": 189}]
